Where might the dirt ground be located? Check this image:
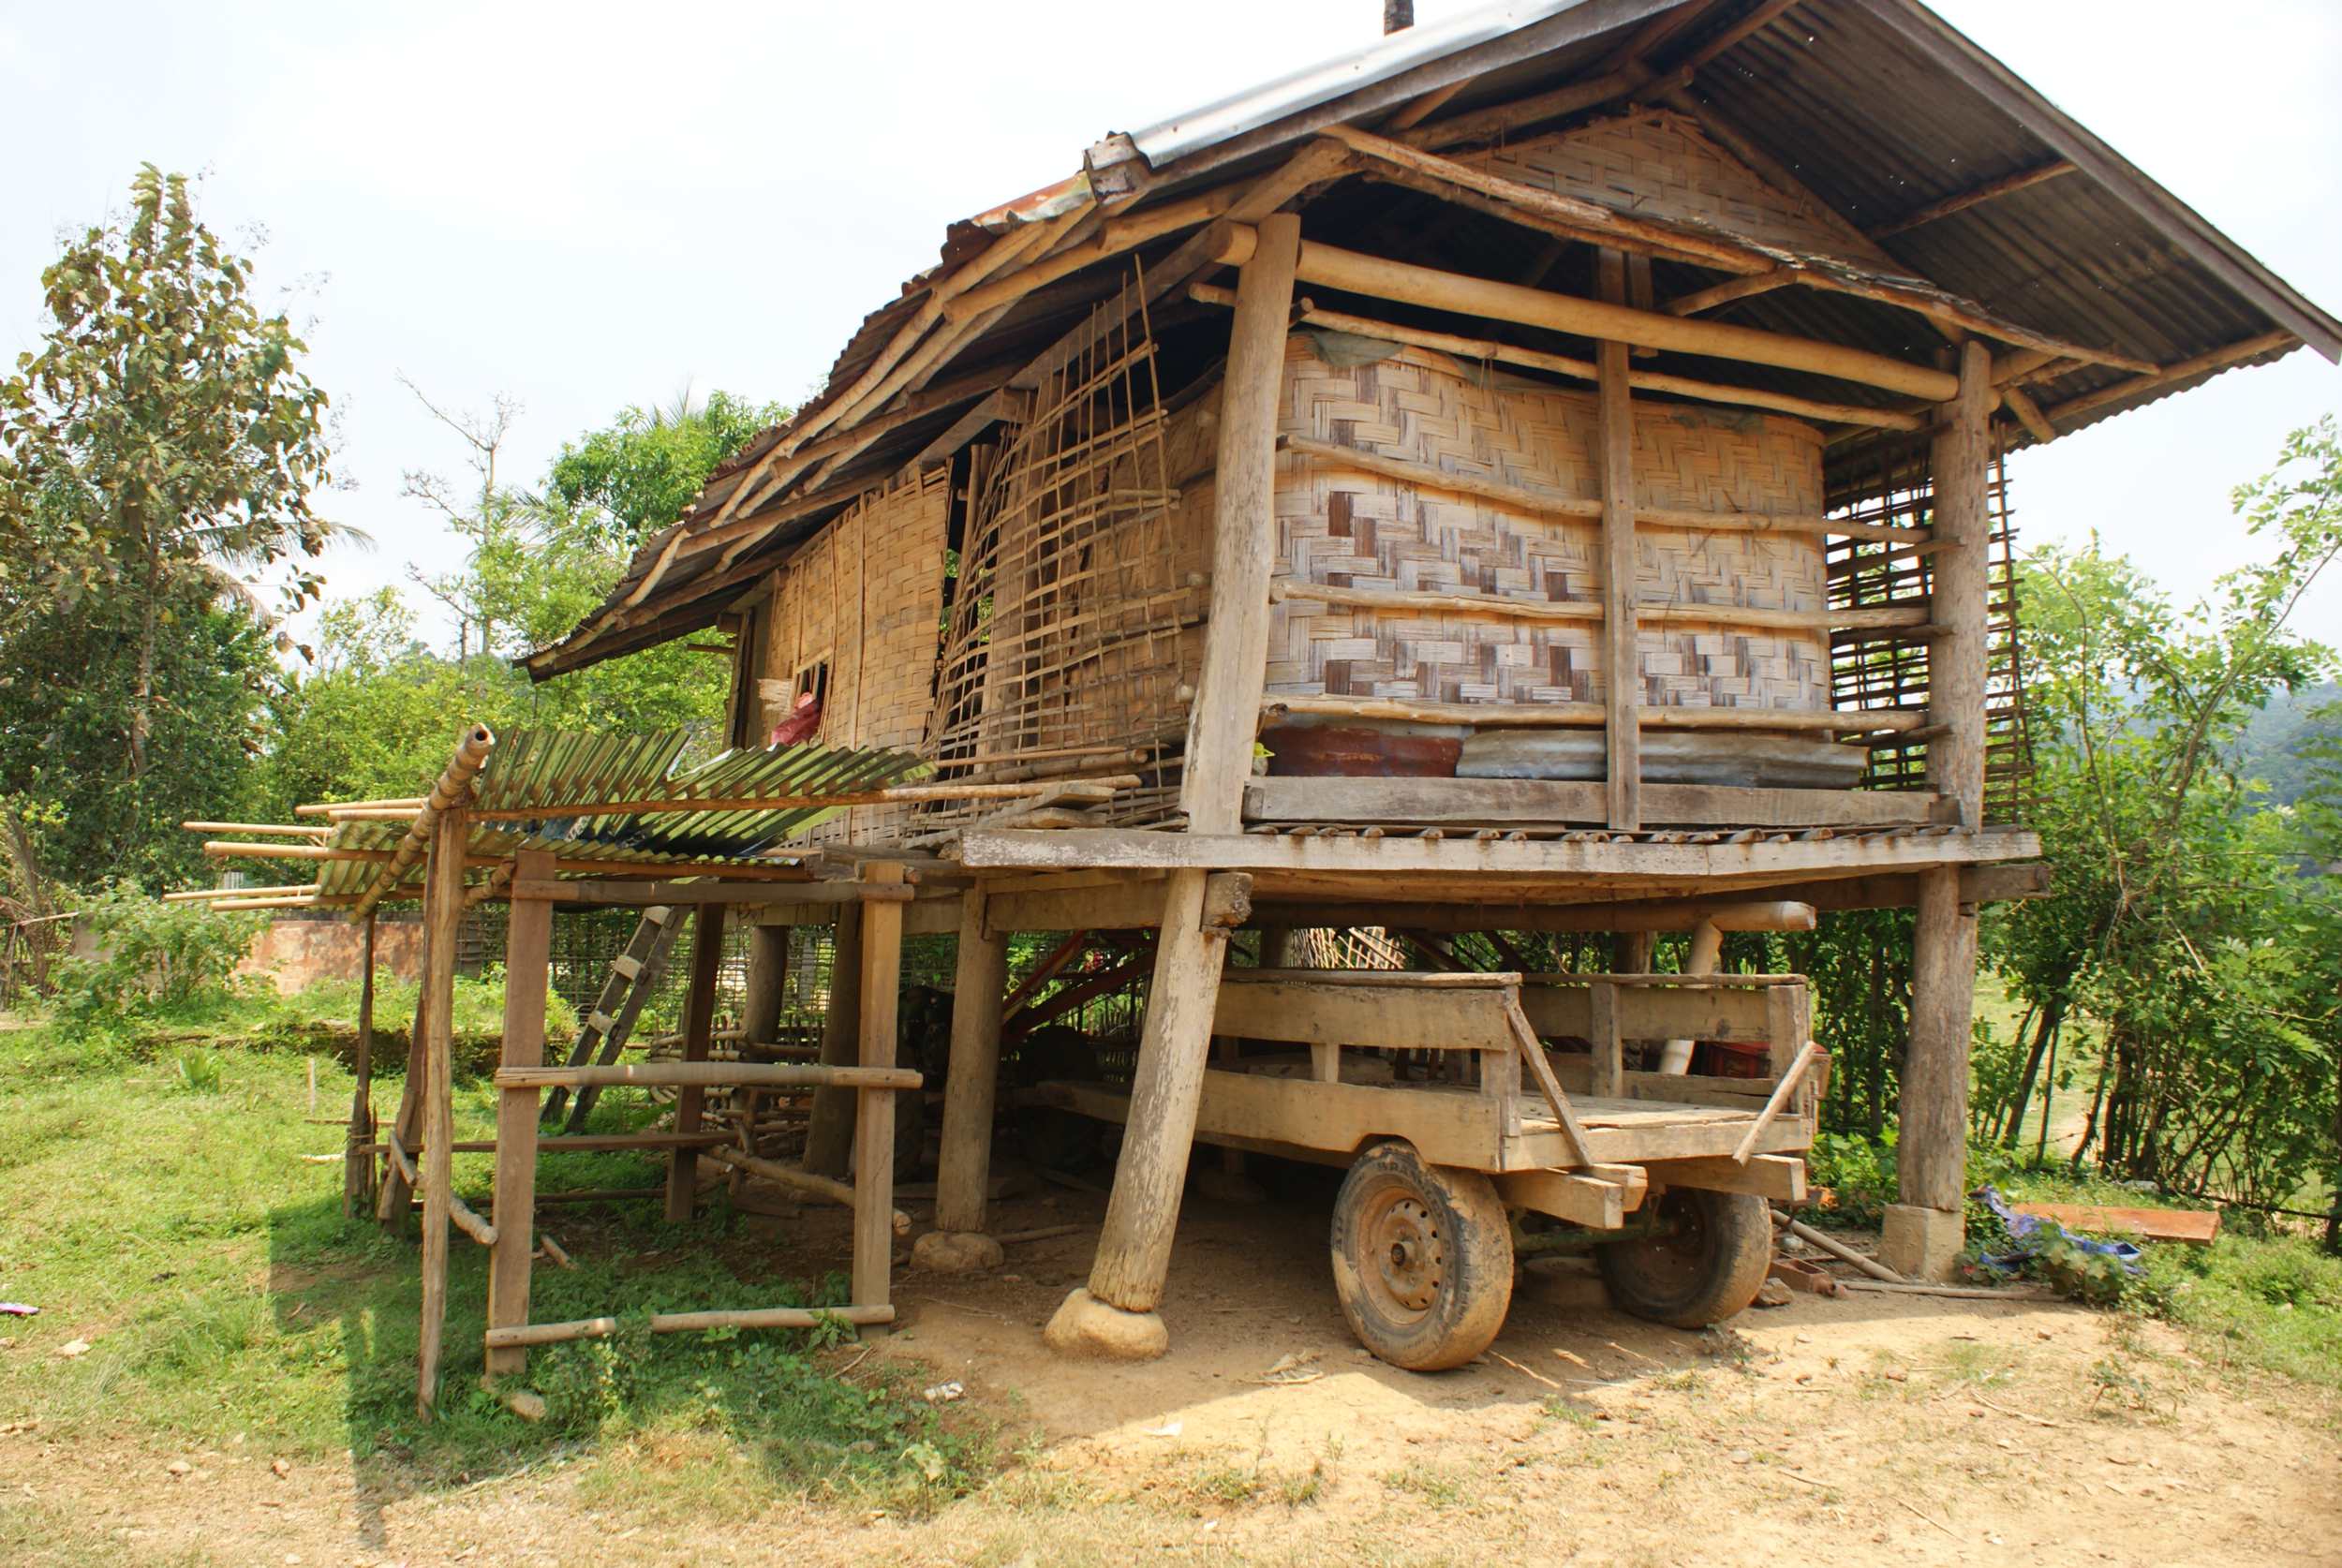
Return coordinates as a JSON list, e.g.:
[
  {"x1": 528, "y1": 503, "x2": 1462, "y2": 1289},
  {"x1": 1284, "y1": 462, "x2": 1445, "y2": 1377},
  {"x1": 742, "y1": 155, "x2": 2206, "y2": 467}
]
[{"x1": 5, "y1": 1173, "x2": 2337, "y2": 1567}]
